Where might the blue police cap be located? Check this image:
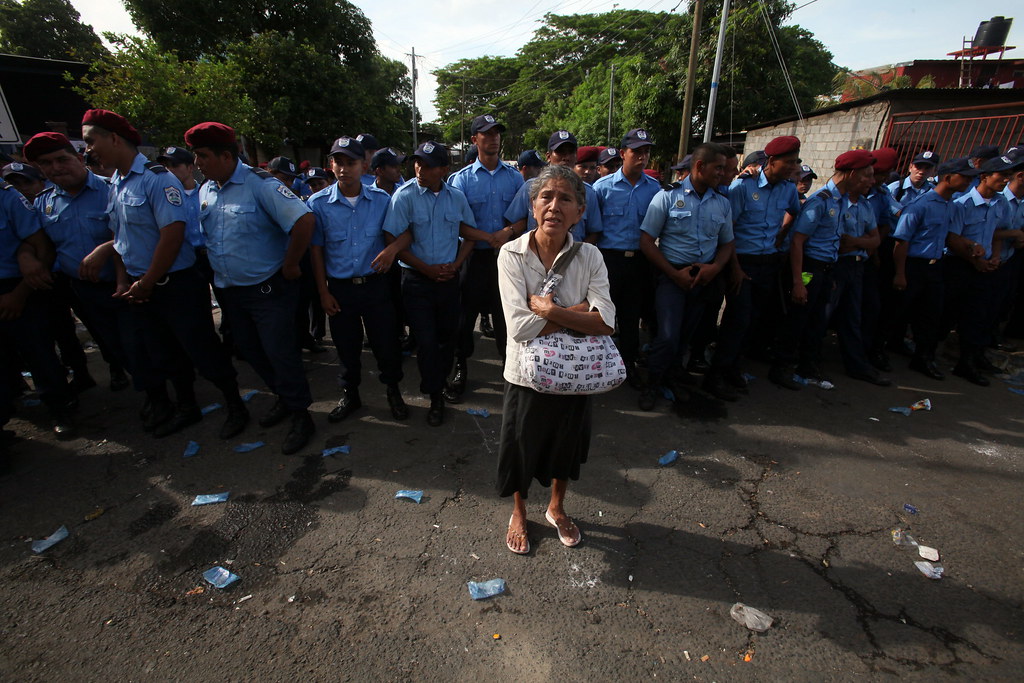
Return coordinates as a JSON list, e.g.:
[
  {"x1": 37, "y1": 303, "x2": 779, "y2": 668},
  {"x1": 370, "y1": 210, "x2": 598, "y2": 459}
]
[
  {"x1": 517, "y1": 149, "x2": 546, "y2": 168},
  {"x1": 412, "y1": 141, "x2": 450, "y2": 167},
  {"x1": 621, "y1": 128, "x2": 653, "y2": 149},
  {"x1": 157, "y1": 146, "x2": 194, "y2": 166},
  {"x1": 799, "y1": 163, "x2": 817, "y2": 180},
  {"x1": 305, "y1": 166, "x2": 332, "y2": 181},
  {"x1": 670, "y1": 155, "x2": 692, "y2": 171},
  {"x1": 329, "y1": 136, "x2": 365, "y2": 160},
  {"x1": 911, "y1": 150, "x2": 938, "y2": 166},
  {"x1": 968, "y1": 144, "x2": 1000, "y2": 160},
  {"x1": 370, "y1": 147, "x2": 406, "y2": 170},
  {"x1": 267, "y1": 156, "x2": 298, "y2": 178},
  {"x1": 355, "y1": 133, "x2": 380, "y2": 151},
  {"x1": 1, "y1": 161, "x2": 45, "y2": 181},
  {"x1": 937, "y1": 156, "x2": 982, "y2": 177},
  {"x1": 471, "y1": 114, "x2": 505, "y2": 135},
  {"x1": 597, "y1": 147, "x2": 620, "y2": 166},
  {"x1": 980, "y1": 154, "x2": 1023, "y2": 173},
  {"x1": 547, "y1": 130, "x2": 577, "y2": 151}
]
